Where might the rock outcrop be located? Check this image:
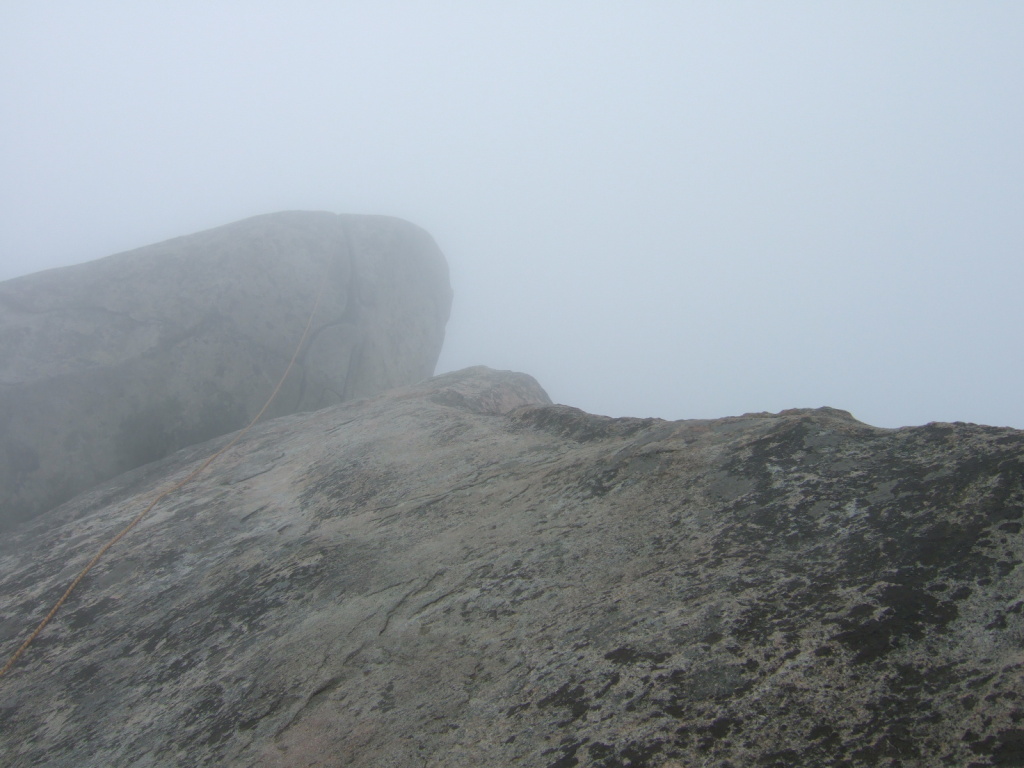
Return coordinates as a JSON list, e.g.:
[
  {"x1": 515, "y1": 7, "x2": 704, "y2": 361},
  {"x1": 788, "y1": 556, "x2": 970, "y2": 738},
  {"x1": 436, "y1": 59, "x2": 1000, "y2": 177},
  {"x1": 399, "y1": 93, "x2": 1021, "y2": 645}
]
[
  {"x1": 1, "y1": 367, "x2": 1022, "y2": 767},
  {"x1": 0, "y1": 211, "x2": 452, "y2": 530}
]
